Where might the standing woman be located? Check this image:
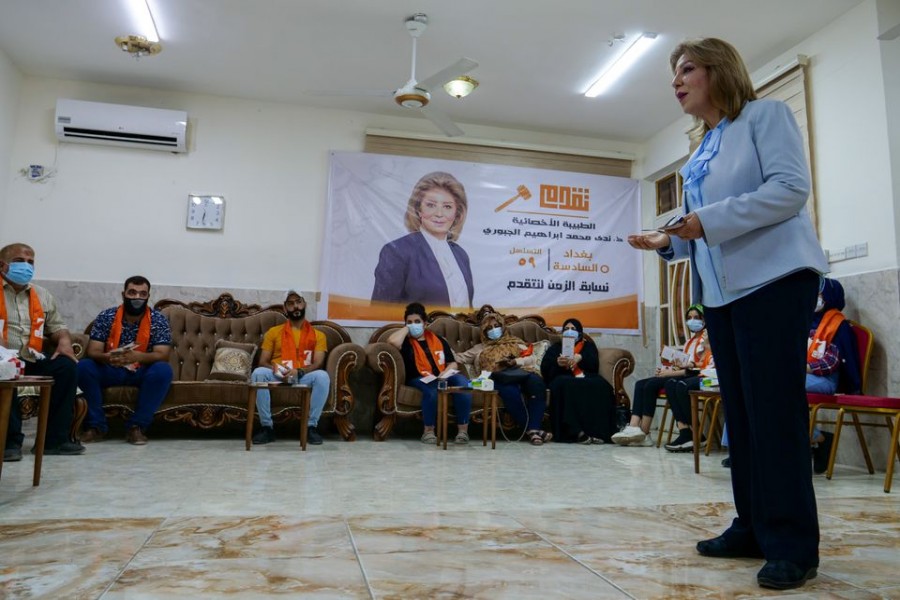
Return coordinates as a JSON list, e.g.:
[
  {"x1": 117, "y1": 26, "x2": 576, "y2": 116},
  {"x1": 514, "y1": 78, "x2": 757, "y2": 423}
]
[{"x1": 628, "y1": 38, "x2": 828, "y2": 590}]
